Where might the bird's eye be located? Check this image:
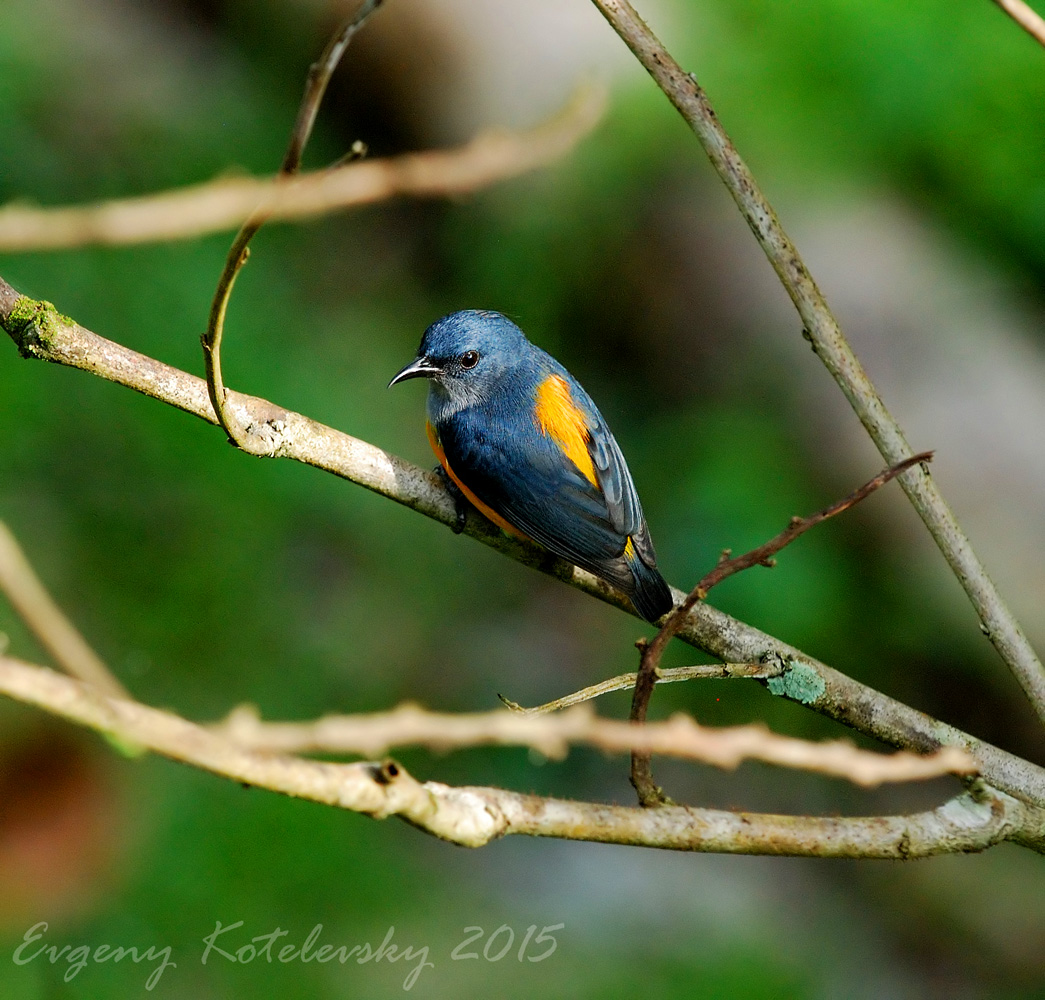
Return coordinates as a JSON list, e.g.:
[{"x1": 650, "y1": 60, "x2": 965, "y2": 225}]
[{"x1": 459, "y1": 350, "x2": 480, "y2": 369}]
